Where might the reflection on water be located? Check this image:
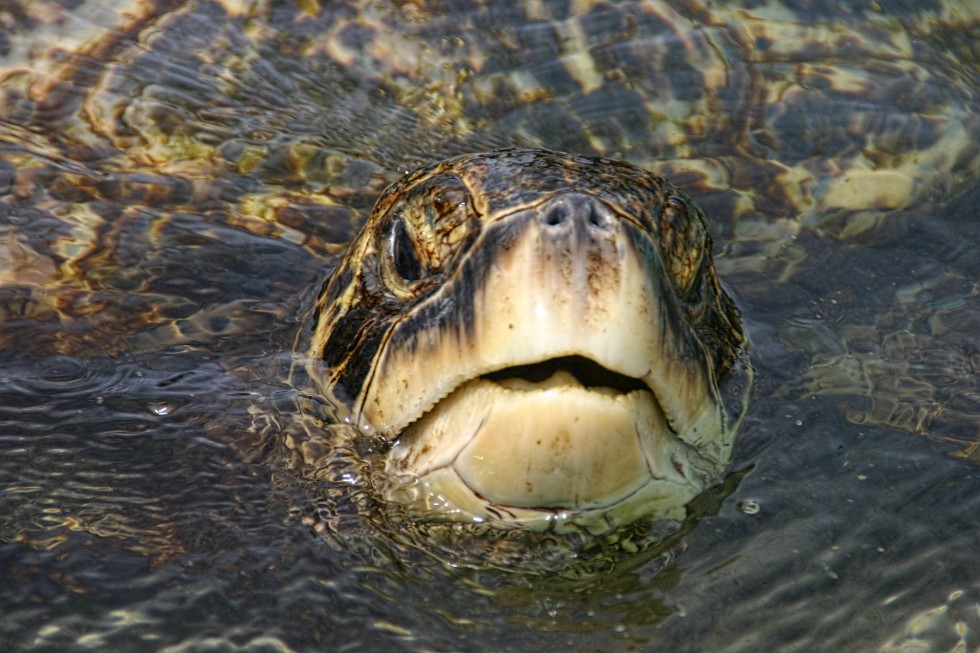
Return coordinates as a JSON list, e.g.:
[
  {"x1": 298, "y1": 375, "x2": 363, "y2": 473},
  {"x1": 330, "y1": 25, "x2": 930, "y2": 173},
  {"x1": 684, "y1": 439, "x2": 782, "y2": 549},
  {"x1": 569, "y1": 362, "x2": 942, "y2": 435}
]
[{"x1": 1, "y1": 0, "x2": 979, "y2": 651}]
